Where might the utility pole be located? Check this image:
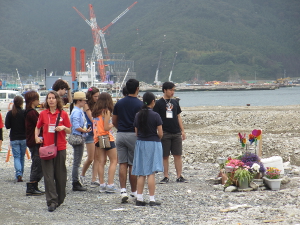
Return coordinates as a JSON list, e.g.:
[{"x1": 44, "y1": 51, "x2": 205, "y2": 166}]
[{"x1": 44, "y1": 68, "x2": 46, "y2": 89}]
